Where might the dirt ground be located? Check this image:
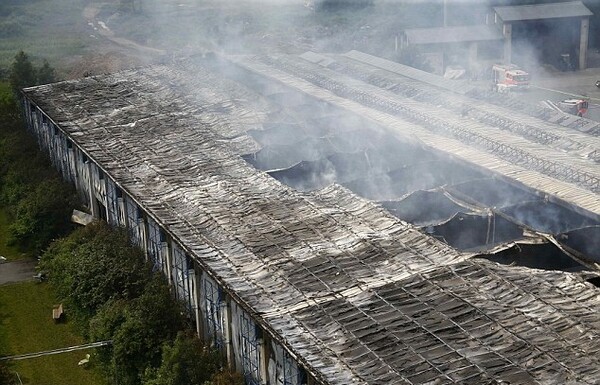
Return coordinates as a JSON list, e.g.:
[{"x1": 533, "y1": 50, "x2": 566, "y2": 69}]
[{"x1": 65, "y1": 2, "x2": 168, "y2": 78}]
